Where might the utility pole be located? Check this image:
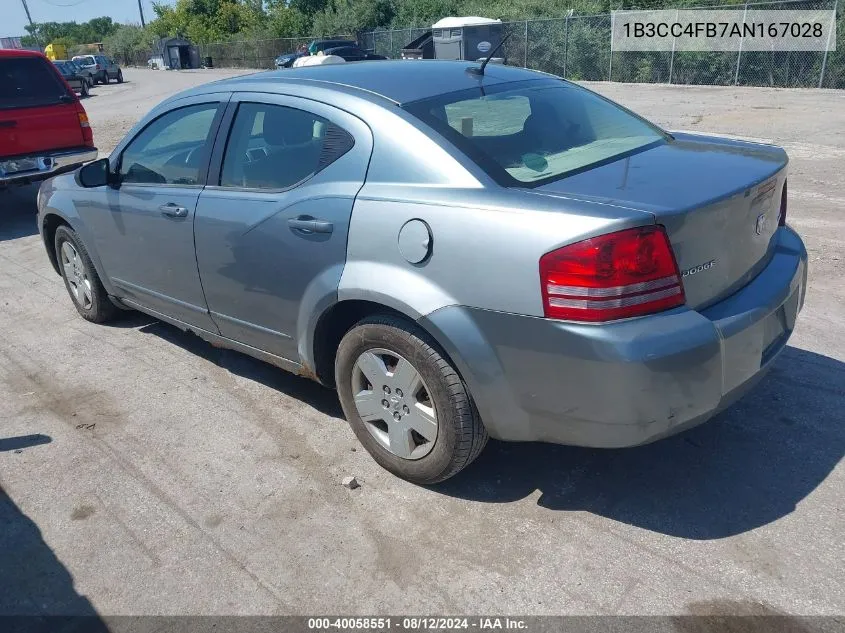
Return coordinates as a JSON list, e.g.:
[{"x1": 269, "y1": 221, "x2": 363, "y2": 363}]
[
  {"x1": 137, "y1": 0, "x2": 146, "y2": 28},
  {"x1": 20, "y1": 0, "x2": 41, "y2": 47}
]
